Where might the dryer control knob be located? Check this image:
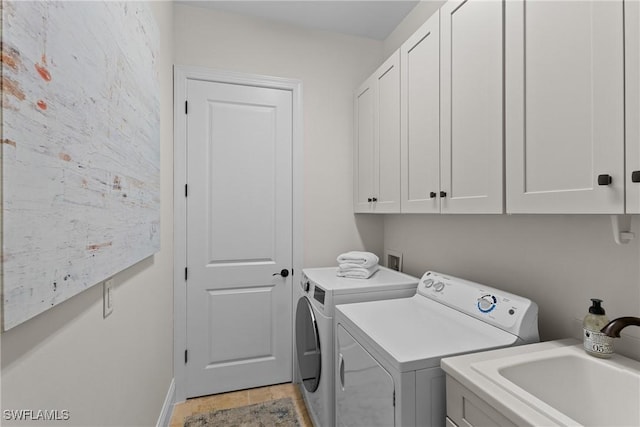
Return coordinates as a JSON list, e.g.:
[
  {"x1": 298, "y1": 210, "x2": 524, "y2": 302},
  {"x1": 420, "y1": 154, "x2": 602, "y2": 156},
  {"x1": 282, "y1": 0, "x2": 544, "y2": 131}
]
[
  {"x1": 423, "y1": 278, "x2": 434, "y2": 288},
  {"x1": 434, "y1": 282, "x2": 445, "y2": 292}
]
